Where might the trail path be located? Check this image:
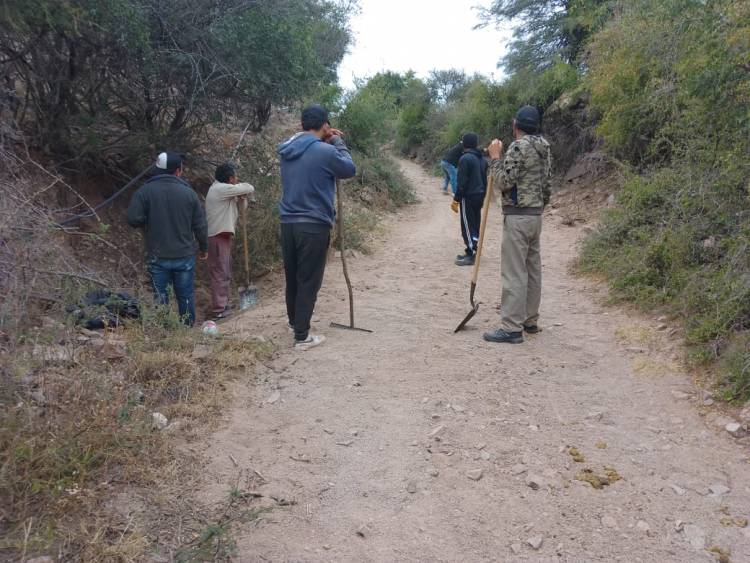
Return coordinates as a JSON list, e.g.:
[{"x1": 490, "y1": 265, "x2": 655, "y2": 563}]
[{"x1": 198, "y1": 158, "x2": 750, "y2": 562}]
